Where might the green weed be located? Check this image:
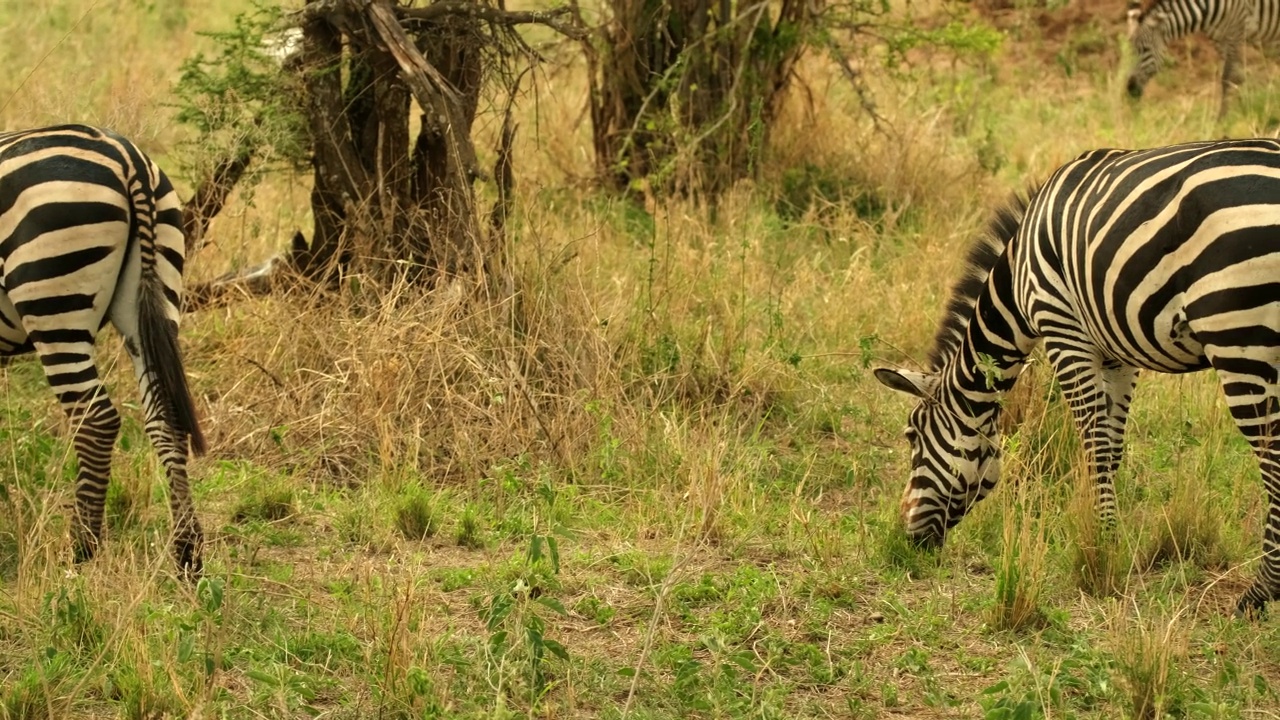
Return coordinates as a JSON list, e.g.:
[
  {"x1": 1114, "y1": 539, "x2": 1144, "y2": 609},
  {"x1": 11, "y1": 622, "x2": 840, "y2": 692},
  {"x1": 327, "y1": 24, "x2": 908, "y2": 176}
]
[{"x1": 455, "y1": 503, "x2": 486, "y2": 550}]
